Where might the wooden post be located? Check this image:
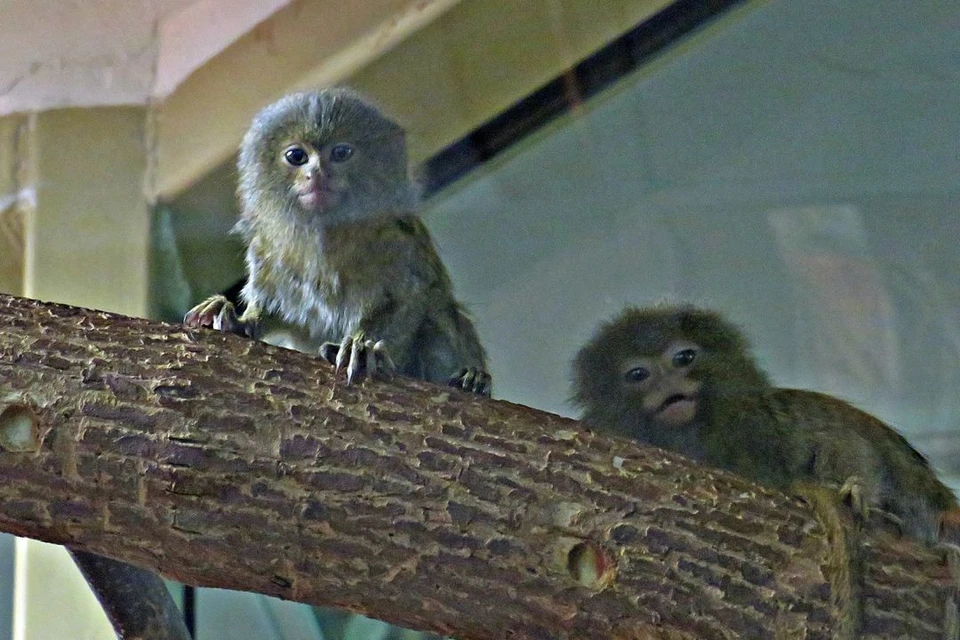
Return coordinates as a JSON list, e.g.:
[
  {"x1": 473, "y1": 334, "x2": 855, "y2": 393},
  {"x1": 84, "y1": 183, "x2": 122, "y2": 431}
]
[{"x1": 11, "y1": 106, "x2": 153, "y2": 640}]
